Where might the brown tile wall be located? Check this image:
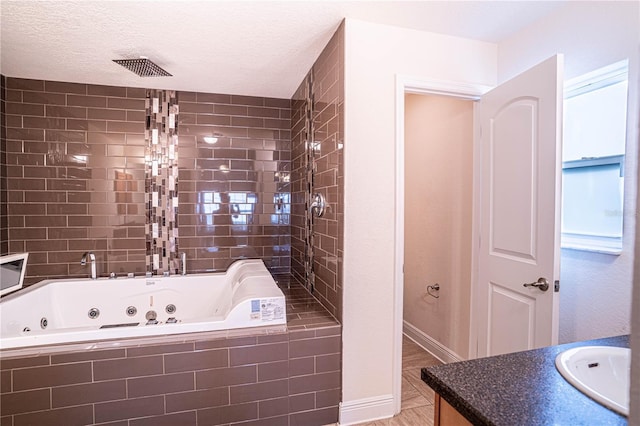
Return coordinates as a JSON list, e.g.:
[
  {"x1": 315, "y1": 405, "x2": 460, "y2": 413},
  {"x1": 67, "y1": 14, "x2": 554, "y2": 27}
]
[
  {"x1": 1, "y1": 76, "x2": 8, "y2": 255},
  {"x1": 1, "y1": 77, "x2": 147, "y2": 283},
  {"x1": 291, "y1": 25, "x2": 344, "y2": 320},
  {"x1": 0, "y1": 303, "x2": 341, "y2": 426},
  {"x1": 0, "y1": 77, "x2": 291, "y2": 282},
  {"x1": 177, "y1": 92, "x2": 291, "y2": 274}
]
